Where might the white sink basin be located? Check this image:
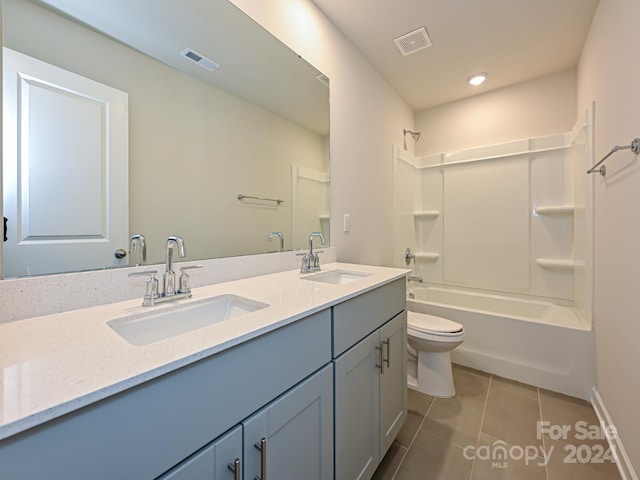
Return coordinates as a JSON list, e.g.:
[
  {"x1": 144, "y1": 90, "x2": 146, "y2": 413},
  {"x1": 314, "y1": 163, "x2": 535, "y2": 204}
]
[
  {"x1": 108, "y1": 294, "x2": 269, "y2": 346},
  {"x1": 301, "y1": 269, "x2": 373, "y2": 285}
]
